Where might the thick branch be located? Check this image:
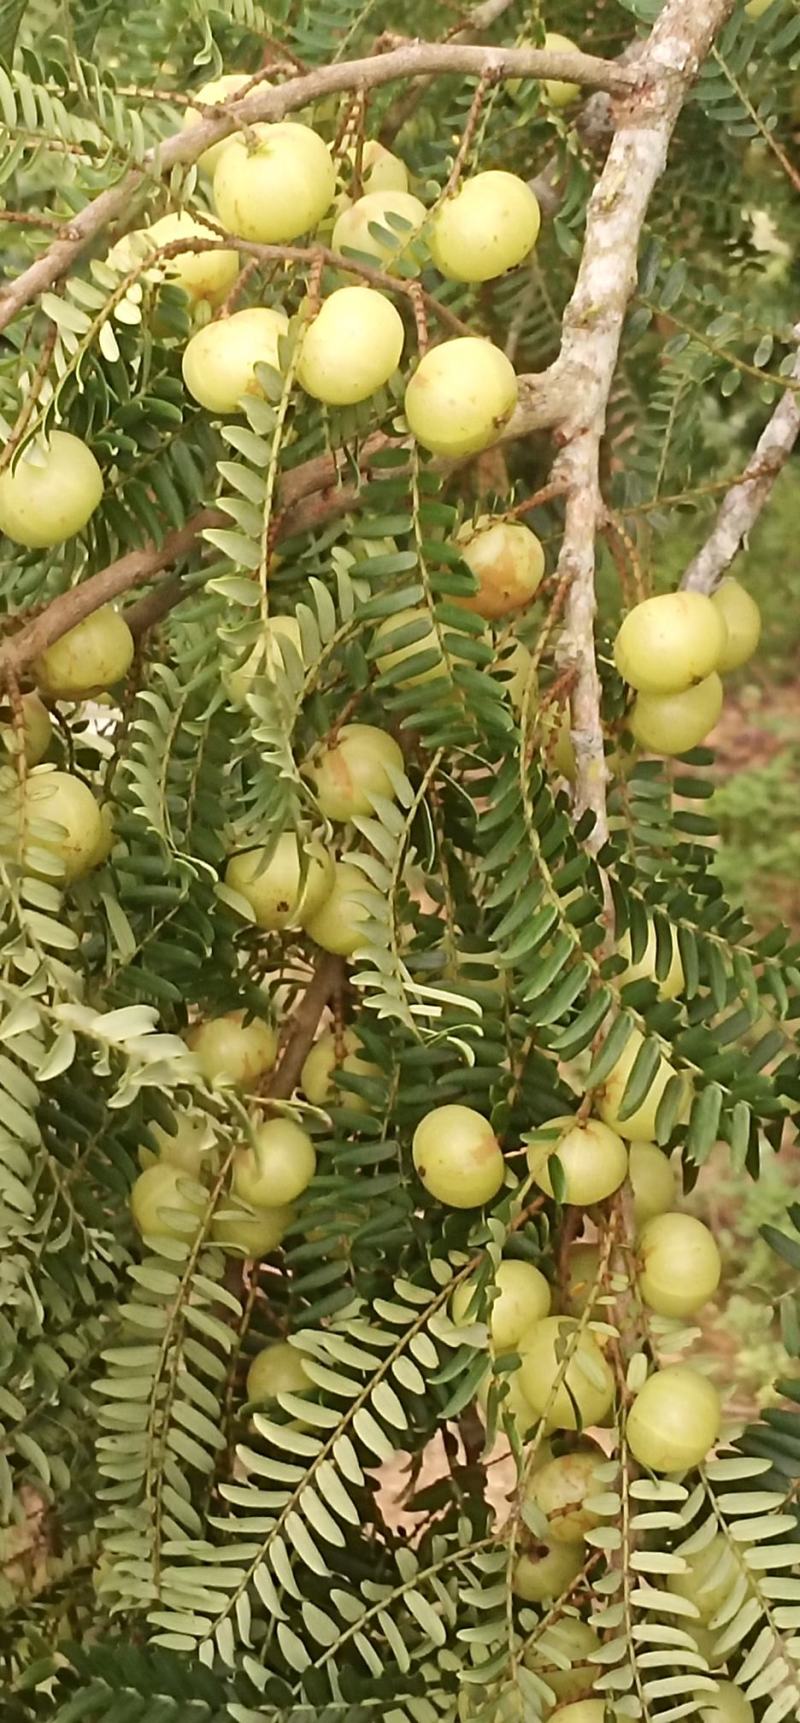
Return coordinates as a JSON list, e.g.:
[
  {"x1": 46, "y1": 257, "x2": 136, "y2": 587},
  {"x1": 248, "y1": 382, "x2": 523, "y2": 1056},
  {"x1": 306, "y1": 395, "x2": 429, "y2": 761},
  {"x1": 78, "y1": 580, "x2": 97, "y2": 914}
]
[
  {"x1": 0, "y1": 510, "x2": 223, "y2": 681},
  {"x1": 553, "y1": 0, "x2": 735, "y2": 848},
  {"x1": 265, "y1": 955, "x2": 345, "y2": 1102},
  {"x1": 0, "y1": 42, "x2": 637, "y2": 337},
  {"x1": 681, "y1": 328, "x2": 800, "y2": 594}
]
